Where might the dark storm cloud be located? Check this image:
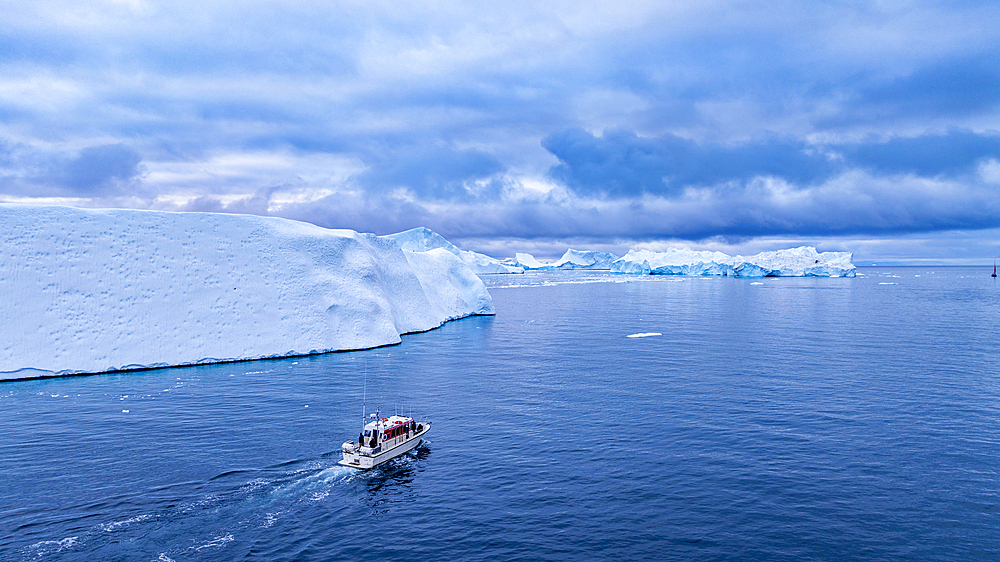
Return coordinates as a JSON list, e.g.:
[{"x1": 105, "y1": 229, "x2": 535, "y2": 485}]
[
  {"x1": 543, "y1": 128, "x2": 1000, "y2": 198},
  {"x1": 61, "y1": 144, "x2": 144, "y2": 194},
  {"x1": 826, "y1": 55, "x2": 1000, "y2": 126},
  {"x1": 543, "y1": 128, "x2": 839, "y2": 197},
  {"x1": 354, "y1": 143, "x2": 505, "y2": 200},
  {"x1": 843, "y1": 130, "x2": 1000, "y2": 177},
  {"x1": 0, "y1": 141, "x2": 144, "y2": 197}
]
